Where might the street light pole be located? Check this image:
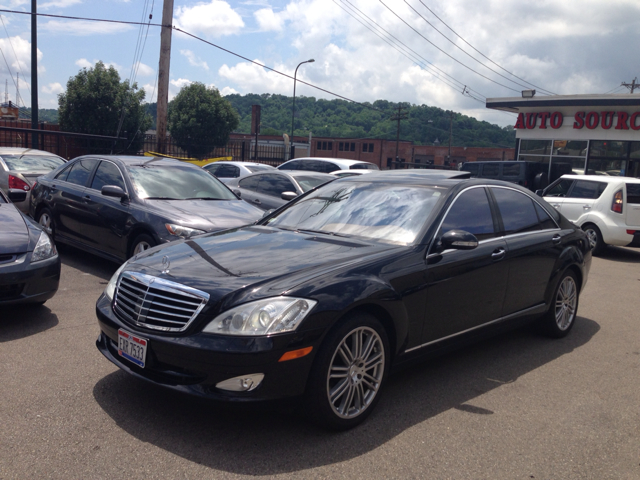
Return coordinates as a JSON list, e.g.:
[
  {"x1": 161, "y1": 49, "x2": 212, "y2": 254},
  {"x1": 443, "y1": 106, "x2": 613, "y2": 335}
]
[{"x1": 291, "y1": 59, "x2": 314, "y2": 139}]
